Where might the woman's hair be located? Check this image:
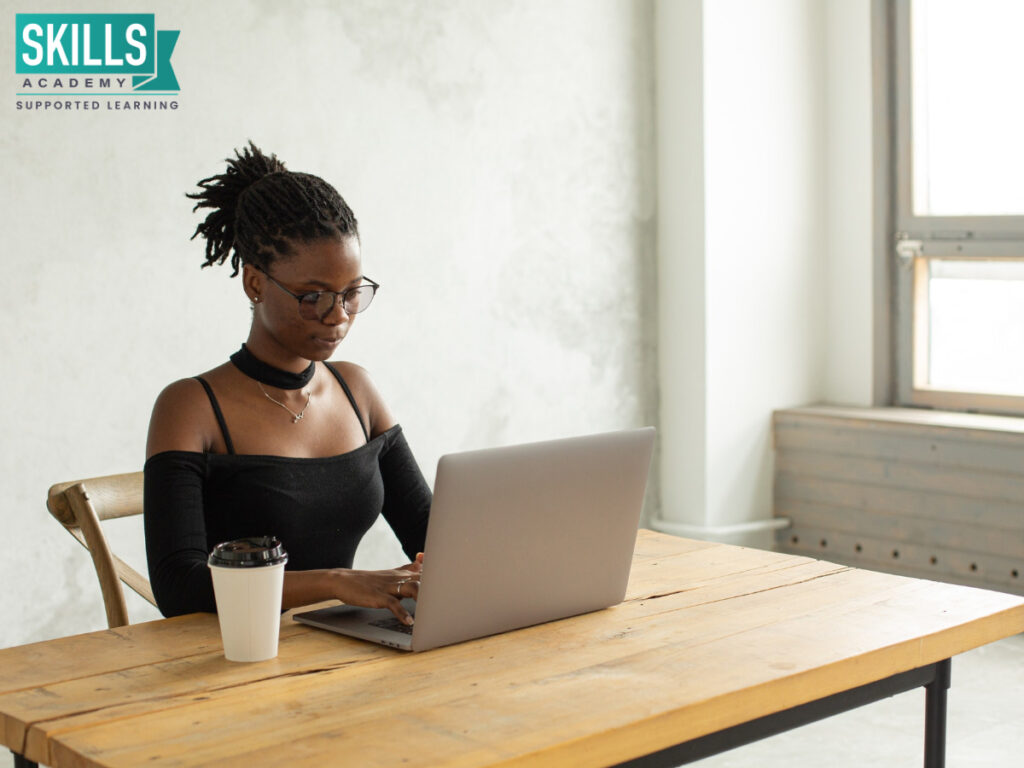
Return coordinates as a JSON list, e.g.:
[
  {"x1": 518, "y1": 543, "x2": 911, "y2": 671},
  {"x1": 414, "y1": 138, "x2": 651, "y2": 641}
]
[{"x1": 187, "y1": 141, "x2": 359, "y2": 276}]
